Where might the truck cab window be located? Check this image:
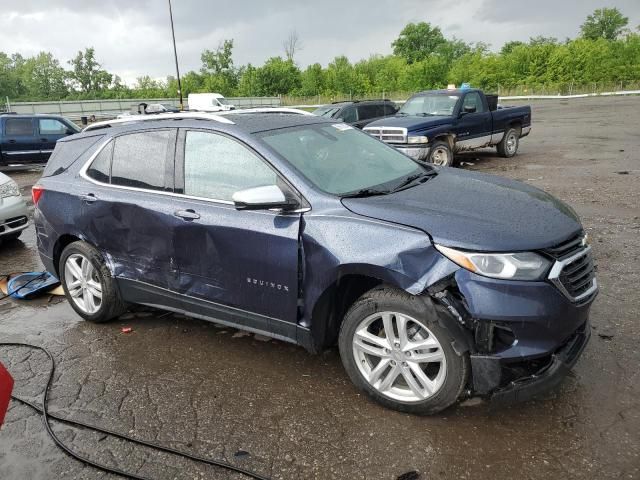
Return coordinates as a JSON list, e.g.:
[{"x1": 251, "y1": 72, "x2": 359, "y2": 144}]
[{"x1": 462, "y1": 92, "x2": 484, "y2": 113}]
